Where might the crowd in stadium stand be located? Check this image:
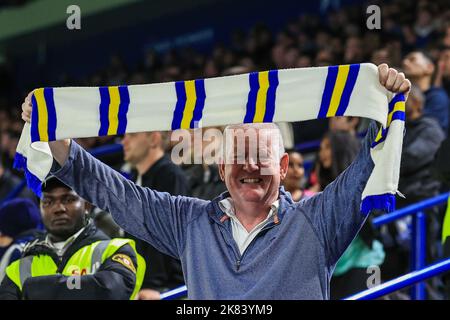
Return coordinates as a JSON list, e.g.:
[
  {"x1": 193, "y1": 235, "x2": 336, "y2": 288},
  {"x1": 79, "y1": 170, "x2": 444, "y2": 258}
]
[{"x1": 1, "y1": 0, "x2": 450, "y2": 299}]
